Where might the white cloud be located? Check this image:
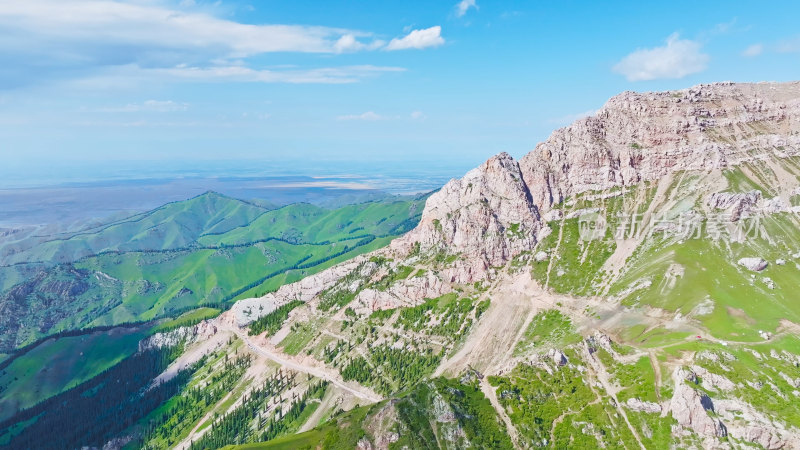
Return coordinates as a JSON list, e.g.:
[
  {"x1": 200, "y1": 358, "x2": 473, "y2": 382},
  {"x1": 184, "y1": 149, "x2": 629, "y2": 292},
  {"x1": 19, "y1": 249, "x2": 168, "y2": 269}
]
[
  {"x1": 157, "y1": 65, "x2": 404, "y2": 84},
  {"x1": 455, "y1": 0, "x2": 477, "y2": 17},
  {"x1": 742, "y1": 44, "x2": 763, "y2": 57},
  {"x1": 0, "y1": 1, "x2": 362, "y2": 55},
  {"x1": 337, "y1": 111, "x2": 384, "y2": 121},
  {"x1": 712, "y1": 18, "x2": 737, "y2": 34},
  {"x1": 61, "y1": 64, "x2": 406, "y2": 91},
  {"x1": 612, "y1": 33, "x2": 709, "y2": 81},
  {"x1": 333, "y1": 34, "x2": 385, "y2": 53},
  {"x1": 410, "y1": 111, "x2": 426, "y2": 120},
  {"x1": 0, "y1": 0, "x2": 395, "y2": 87},
  {"x1": 386, "y1": 26, "x2": 445, "y2": 51}
]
